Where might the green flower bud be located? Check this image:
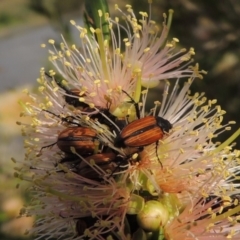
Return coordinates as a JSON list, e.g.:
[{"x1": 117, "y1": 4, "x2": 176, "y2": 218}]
[
  {"x1": 127, "y1": 194, "x2": 145, "y2": 215},
  {"x1": 137, "y1": 200, "x2": 169, "y2": 232}
]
